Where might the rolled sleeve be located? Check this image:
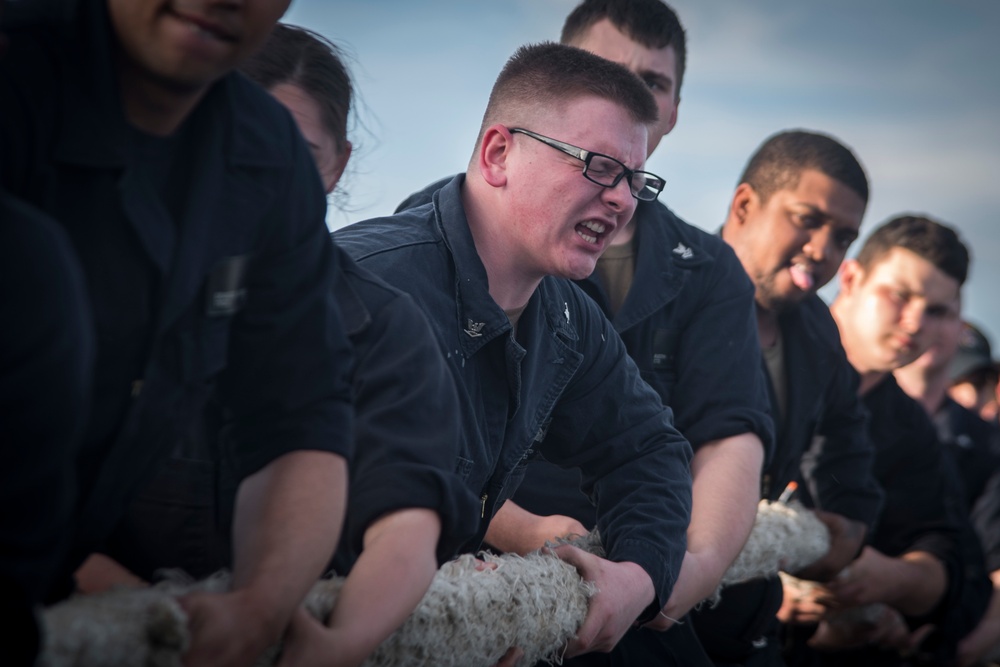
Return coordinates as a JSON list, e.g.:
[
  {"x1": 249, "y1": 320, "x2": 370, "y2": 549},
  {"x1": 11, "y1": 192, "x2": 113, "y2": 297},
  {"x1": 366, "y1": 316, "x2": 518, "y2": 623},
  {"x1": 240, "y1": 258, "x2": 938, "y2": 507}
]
[
  {"x1": 219, "y1": 141, "x2": 354, "y2": 480},
  {"x1": 670, "y1": 246, "x2": 774, "y2": 461},
  {"x1": 339, "y1": 286, "x2": 478, "y2": 564},
  {"x1": 542, "y1": 305, "x2": 692, "y2": 606},
  {"x1": 799, "y1": 351, "x2": 883, "y2": 529}
]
